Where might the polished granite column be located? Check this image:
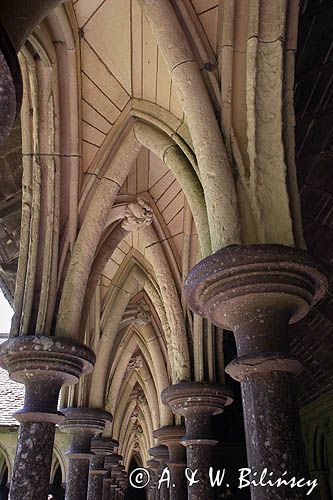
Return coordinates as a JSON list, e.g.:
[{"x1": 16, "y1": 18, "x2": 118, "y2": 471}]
[
  {"x1": 0, "y1": 336, "x2": 95, "y2": 500},
  {"x1": 184, "y1": 244, "x2": 328, "y2": 500},
  {"x1": 162, "y1": 381, "x2": 233, "y2": 500},
  {"x1": 61, "y1": 407, "x2": 112, "y2": 500},
  {"x1": 88, "y1": 437, "x2": 118, "y2": 500},
  {"x1": 154, "y1": 426, "x2": 187, "y2": 500}
]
